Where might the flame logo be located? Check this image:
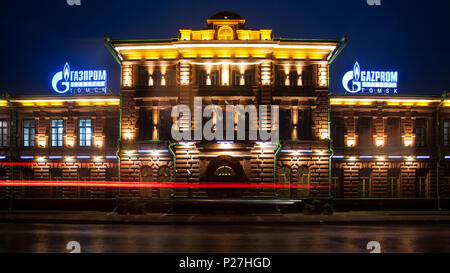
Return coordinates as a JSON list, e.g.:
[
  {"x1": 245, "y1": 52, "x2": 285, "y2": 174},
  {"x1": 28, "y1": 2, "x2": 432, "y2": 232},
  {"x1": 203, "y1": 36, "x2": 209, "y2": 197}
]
[
  {"x1": 353, "y1": 62, "x2": 360, "y2": 82},
  {"x1": 63, "y1": 63, "x2": 70, "y2": 82}
]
